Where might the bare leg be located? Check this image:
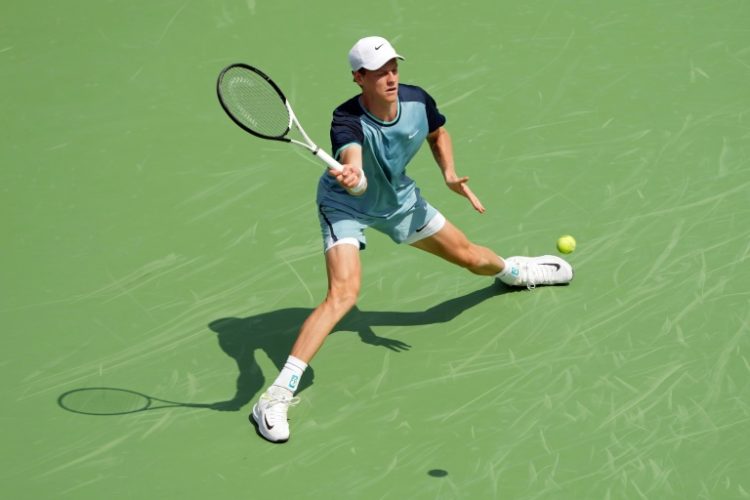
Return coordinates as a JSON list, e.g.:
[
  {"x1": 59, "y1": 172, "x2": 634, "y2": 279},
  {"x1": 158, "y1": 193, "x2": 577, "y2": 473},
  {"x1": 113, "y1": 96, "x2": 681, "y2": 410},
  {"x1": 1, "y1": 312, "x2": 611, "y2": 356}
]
[
  {"x1": 410, "y1": 219, "x2": 504, "y2": 276},
  {"x1": 289, "y1": 243, "x2": 361, "y2": 363}
]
